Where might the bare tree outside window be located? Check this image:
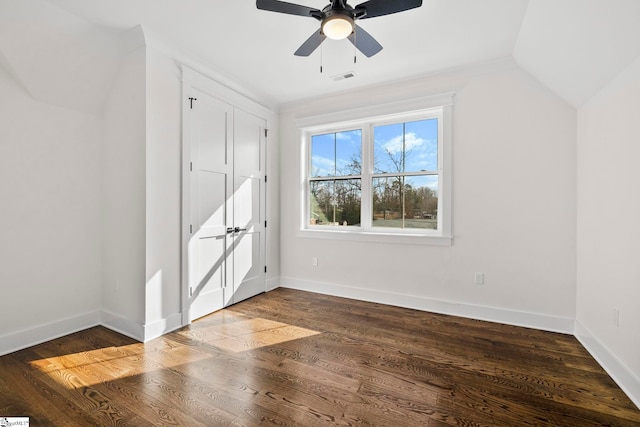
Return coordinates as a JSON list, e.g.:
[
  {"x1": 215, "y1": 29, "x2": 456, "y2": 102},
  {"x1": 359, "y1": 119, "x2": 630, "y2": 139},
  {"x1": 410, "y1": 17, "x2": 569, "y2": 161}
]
[{"x1": 372, "y1": 119, "x2": 438, "y2": 229}]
